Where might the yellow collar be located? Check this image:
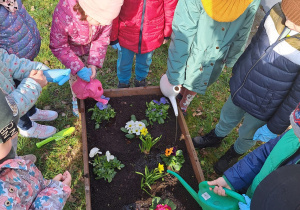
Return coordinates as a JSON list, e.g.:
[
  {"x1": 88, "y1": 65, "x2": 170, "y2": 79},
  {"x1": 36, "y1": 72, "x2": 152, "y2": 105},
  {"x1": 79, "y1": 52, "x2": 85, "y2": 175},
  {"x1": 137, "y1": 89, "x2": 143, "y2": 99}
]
[{"x1": 201, "y1": 0, "x2": 253, "y2": 22}]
